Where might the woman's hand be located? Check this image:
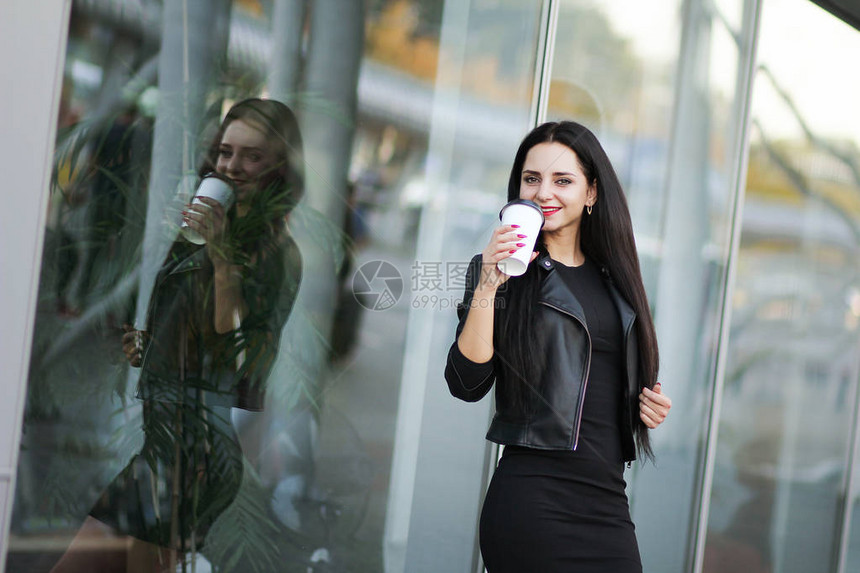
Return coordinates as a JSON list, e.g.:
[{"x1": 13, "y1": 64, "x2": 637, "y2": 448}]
[
  {"x1": 121, "y1": 324, "x2": 147, "y2": 367},
  {"x1": 184, "y1": 195, "x2": 250, "y2": 333},
  {"x1": 183, "y1": 197, "x2": 231, "y2": 263},
  {"x1": 479, "y1": 224, "x2": 538, "y2": 292},
  {"x1": 639, "y1": 383, "x2": 672, "y2": 429}
]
